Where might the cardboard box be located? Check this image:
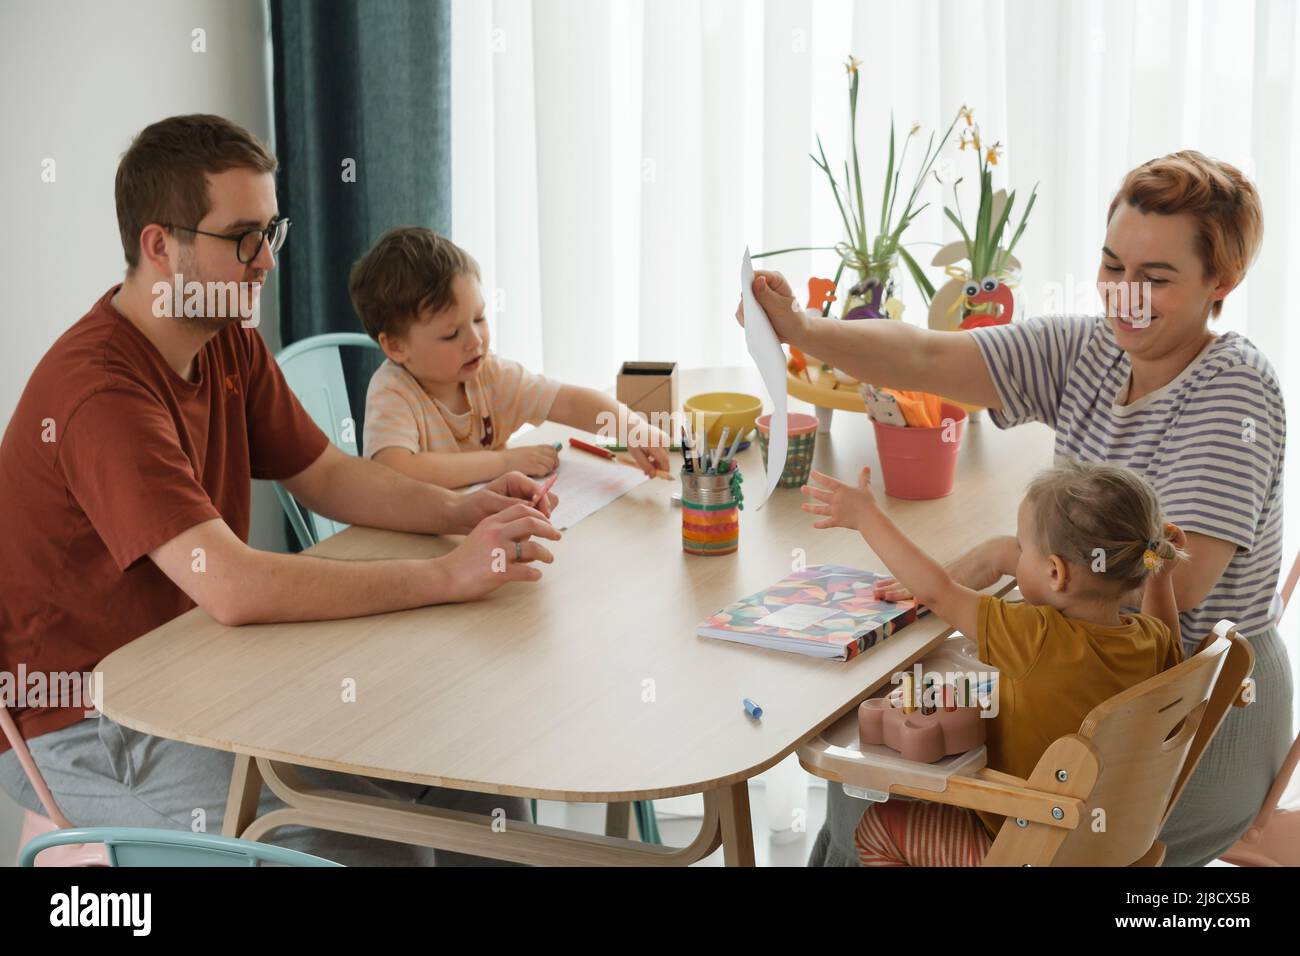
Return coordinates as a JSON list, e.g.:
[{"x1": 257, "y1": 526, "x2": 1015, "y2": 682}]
[{"x1": 616, "y1": 361, "x2": 678, "y2": 435}]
